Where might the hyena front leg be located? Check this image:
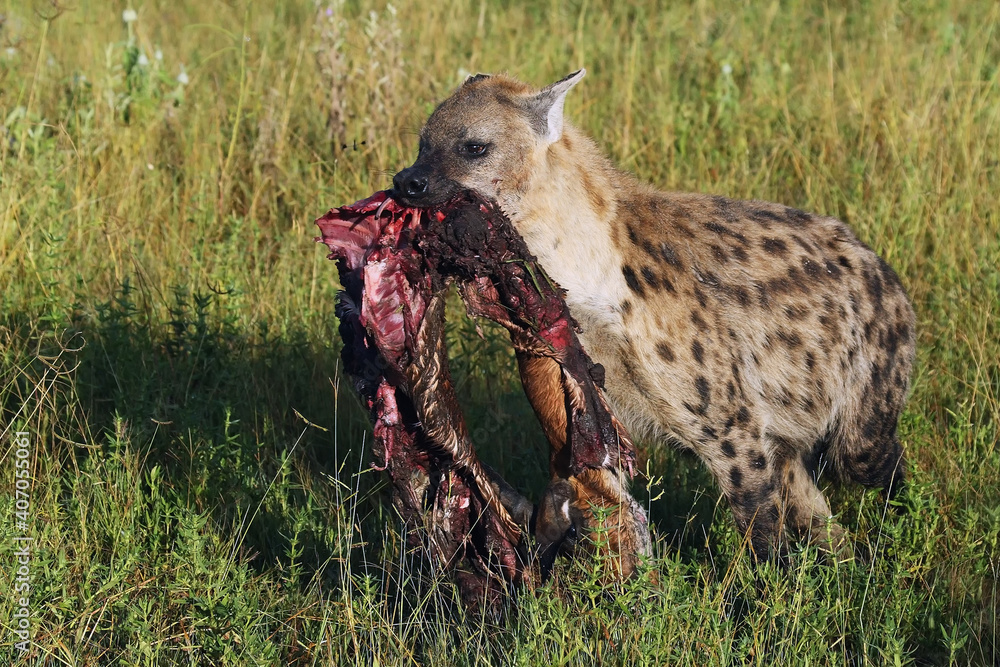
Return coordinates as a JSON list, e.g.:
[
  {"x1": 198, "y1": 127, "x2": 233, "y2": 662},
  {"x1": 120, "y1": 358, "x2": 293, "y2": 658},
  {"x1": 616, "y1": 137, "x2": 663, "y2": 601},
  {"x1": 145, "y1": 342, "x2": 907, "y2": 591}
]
[{"x1": 703, "y1": 434, "x2": 784, "y2": 561}]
